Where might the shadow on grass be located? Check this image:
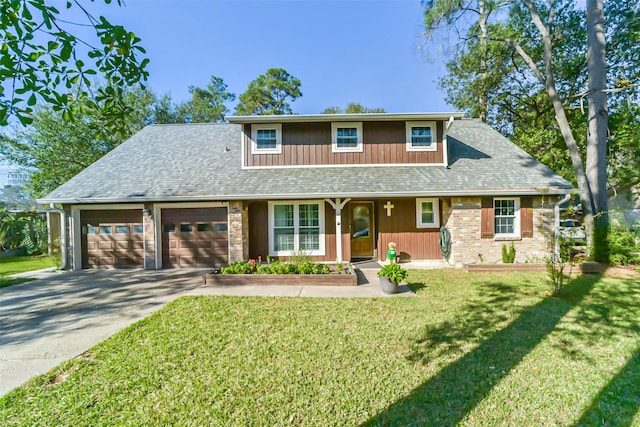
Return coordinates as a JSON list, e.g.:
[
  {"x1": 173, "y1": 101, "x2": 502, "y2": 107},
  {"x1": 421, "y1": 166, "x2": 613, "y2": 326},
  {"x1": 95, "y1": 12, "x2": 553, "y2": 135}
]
[
  {"x1": 362, "y1": 274, "x2": 601, "y2": 426},
  {"x1": 573, "y1": 346, "x2": 640, "y2": 426}
]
